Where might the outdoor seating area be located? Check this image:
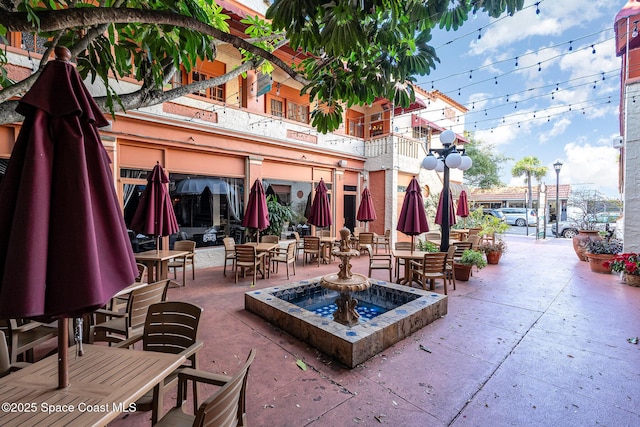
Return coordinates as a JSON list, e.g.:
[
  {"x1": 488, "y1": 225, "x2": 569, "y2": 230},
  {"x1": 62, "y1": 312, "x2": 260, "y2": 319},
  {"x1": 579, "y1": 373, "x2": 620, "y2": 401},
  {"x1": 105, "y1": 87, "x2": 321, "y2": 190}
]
[{"x1": 1, "y1": 235, "x2": 639, "y2": 426}]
